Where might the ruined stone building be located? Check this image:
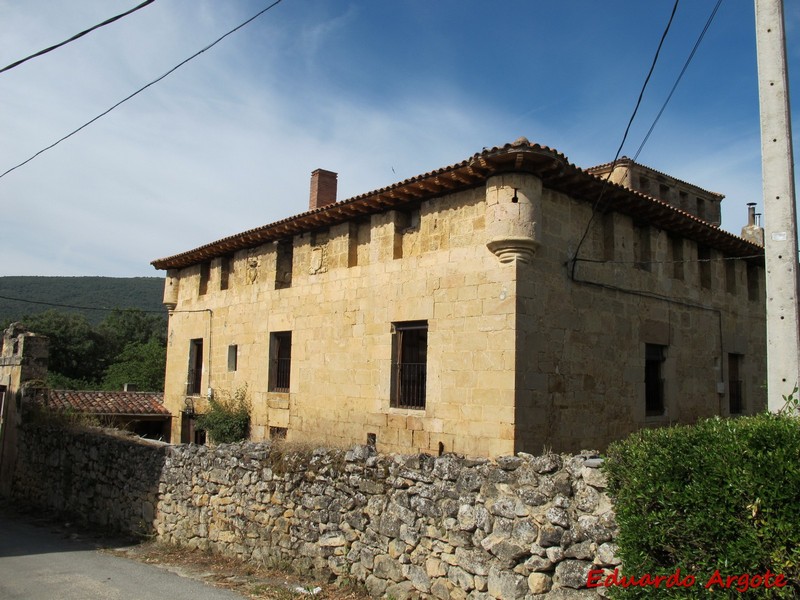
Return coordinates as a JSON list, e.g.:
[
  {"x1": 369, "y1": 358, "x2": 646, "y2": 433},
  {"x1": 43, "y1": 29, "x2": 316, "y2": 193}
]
[
  {"x1": 0, "y1": 324, "x2": 170, "y2": 492},
  {"x1": 0, "y1": 323, "x2": 48, "y2": 493},
  {"x1": 152, "y1": 138, "x2": 766, "y2": 457}
]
